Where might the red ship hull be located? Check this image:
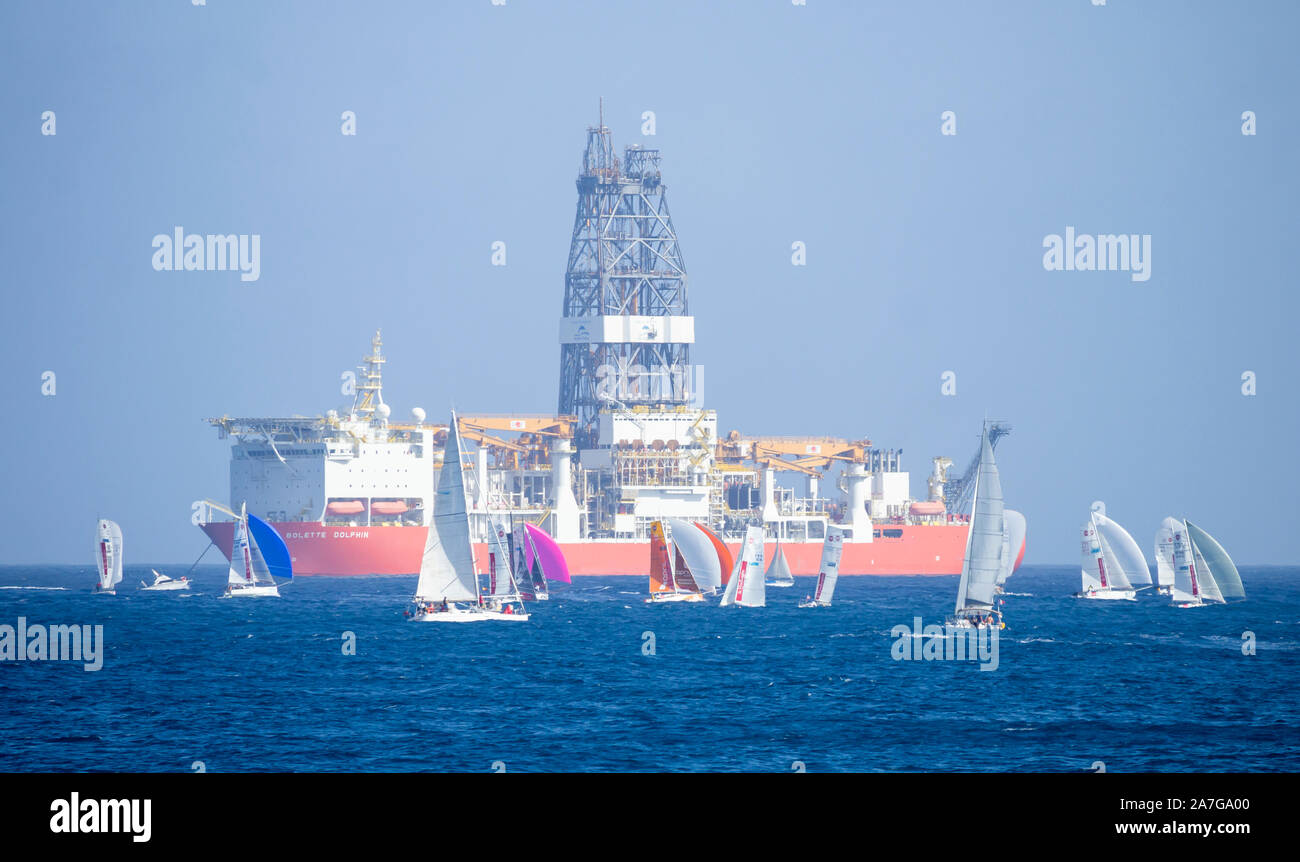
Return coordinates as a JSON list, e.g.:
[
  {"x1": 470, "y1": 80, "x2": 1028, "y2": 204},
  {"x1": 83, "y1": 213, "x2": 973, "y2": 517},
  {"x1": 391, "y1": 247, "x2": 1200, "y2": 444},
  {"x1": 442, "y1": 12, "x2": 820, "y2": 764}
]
[{"x1": 200, "y1": 521, "x2": 1026, "y2": 577}]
